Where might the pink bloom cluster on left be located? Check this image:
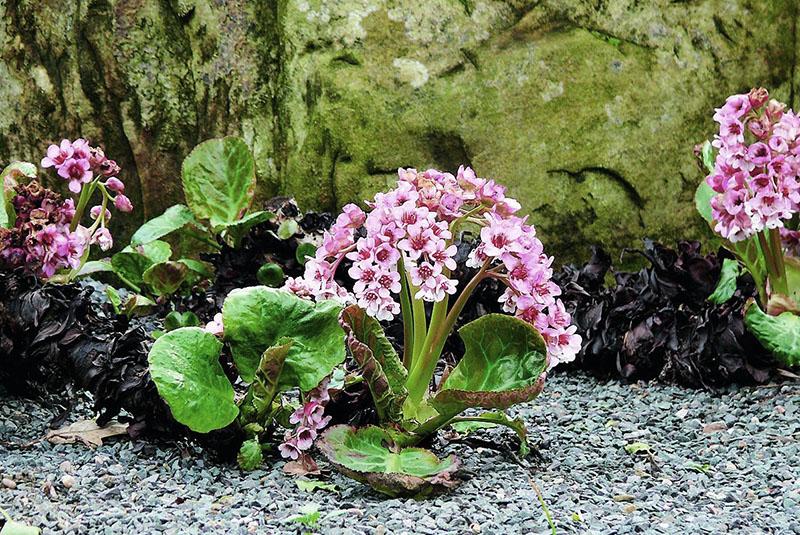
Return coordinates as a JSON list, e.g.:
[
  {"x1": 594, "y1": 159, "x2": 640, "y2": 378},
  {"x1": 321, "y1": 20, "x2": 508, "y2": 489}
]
[{"x1": 0, "y1": 139, "x2": 132, "y2": 279}]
